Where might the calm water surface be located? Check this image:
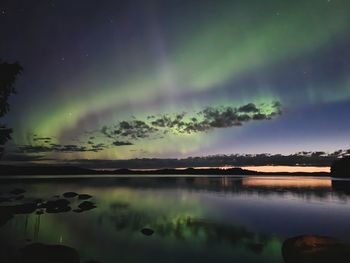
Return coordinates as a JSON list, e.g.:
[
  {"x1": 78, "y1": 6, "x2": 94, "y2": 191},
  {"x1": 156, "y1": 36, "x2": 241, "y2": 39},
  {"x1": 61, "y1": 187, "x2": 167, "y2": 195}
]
[{"x1": 1, "y1": 176, "x2": 350, "y2": 262}]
